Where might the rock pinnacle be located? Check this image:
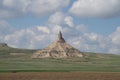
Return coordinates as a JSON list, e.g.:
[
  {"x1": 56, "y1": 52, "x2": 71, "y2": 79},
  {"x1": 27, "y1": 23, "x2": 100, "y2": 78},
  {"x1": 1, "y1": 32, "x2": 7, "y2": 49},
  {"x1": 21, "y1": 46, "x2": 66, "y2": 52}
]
[
  {"x1": 32, "y1": 31, "x2": 84, "y2": 58},
  {"x1": 57, "y1": 31, "x2": 65, "y2": 43}
]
